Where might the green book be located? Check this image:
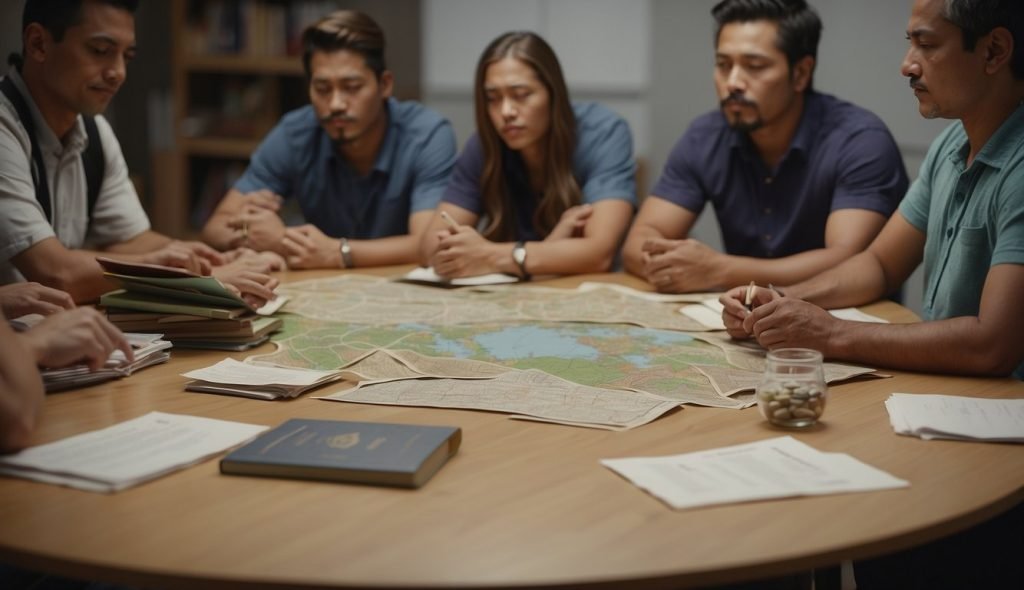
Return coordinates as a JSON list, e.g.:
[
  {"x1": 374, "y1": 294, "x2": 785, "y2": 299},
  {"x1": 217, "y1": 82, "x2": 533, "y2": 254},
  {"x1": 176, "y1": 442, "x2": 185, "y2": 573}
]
[
  {"x1": 220, "y1": 419, "x2": 462, "y2": 488},
  {"x1": 101, "y1": 290, "x2": 248, "y2": 320}
]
